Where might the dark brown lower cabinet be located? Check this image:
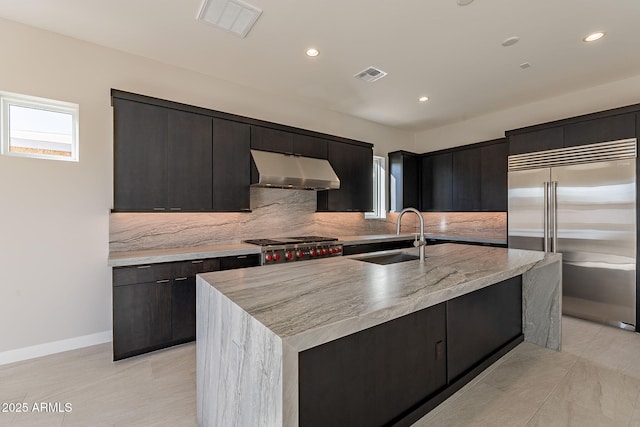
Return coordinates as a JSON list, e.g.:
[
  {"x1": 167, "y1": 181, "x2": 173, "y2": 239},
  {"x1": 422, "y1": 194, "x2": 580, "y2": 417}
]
[
  {"x1": 299, "y1": 303, "x2": 447, "y2": 427},
  {"x1": 112, "y1": 254, "x2": 259, "y2": 361},
  {"x1": 299, "y1": 275, "x2": 523, "y2": 426},
  {"x1": 447, "y1": 275, "x2": 522, "y2": 383},
  {"x1": 171, "y1": 276, "x2": 196, "y2": 343},
  {"x1": 113, "y1": 280, "x2": 172, "y2": 359}
]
